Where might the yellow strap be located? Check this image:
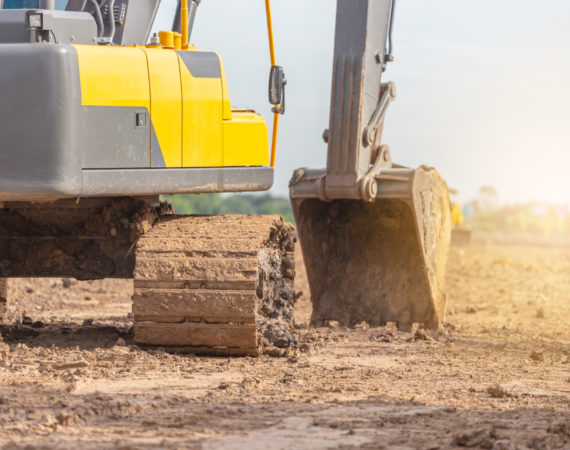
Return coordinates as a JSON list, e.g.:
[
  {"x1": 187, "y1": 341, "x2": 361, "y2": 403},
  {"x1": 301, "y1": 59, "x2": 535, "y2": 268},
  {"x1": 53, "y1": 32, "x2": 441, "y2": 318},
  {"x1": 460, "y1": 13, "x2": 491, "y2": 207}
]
[
  {"x1": 270, "y1": 112, "x2": 279, "y2": 167},
  {"x1": 265, "y1": 0, "x2": 276, "y2": 66},
  {"x1": 264, "y1": 0, "x2": 279, "y2": 168}
]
